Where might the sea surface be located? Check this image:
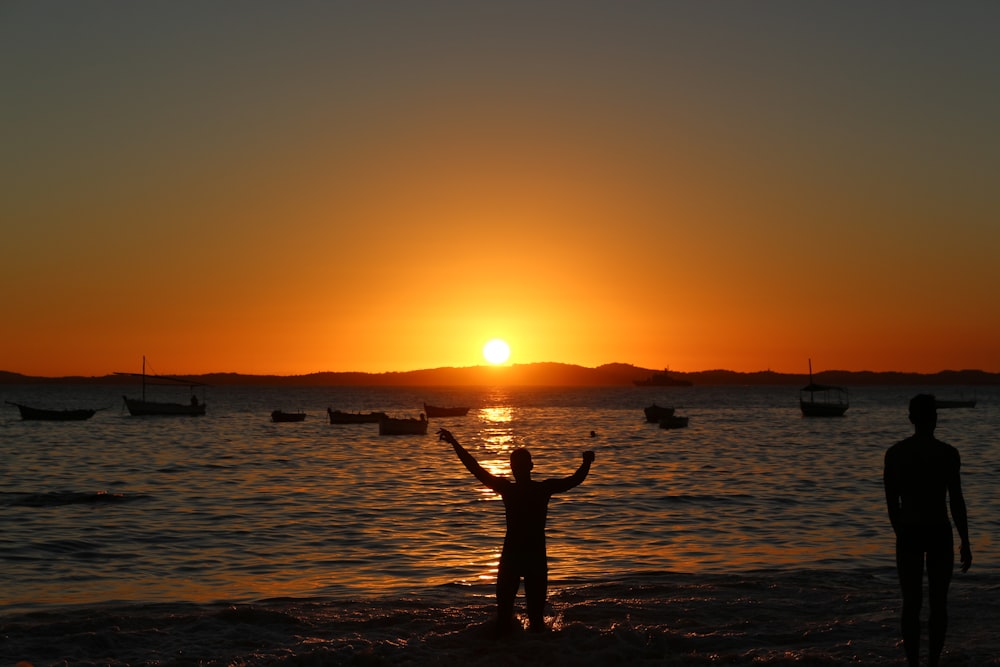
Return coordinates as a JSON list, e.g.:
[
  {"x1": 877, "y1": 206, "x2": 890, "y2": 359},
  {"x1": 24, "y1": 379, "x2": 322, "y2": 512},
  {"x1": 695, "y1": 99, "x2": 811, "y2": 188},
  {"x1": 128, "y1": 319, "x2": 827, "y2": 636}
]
[{"x1": 2, "y1": 383, "x2": 998, "y2": 666}]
